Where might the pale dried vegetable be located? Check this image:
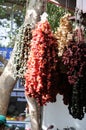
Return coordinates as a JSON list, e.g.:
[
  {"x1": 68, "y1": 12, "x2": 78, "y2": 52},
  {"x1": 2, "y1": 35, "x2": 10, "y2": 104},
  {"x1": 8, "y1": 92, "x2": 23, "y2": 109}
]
[
  {"x1": 54, "y1": 13, "x2": 73, "y2": 56},
  {"x1": 14, "y1": 24, "x2": 32, "y2": 79}
]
